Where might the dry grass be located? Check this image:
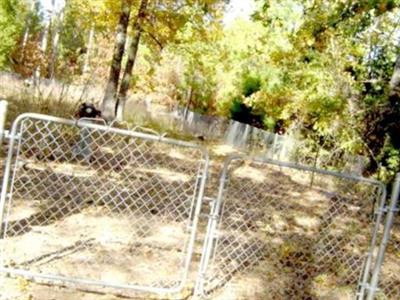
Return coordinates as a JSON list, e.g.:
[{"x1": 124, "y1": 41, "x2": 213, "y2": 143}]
[{"x1": 0, "y1": 73, "x2": 87, "y2": 128}]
